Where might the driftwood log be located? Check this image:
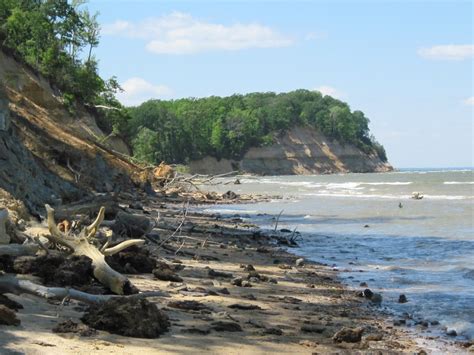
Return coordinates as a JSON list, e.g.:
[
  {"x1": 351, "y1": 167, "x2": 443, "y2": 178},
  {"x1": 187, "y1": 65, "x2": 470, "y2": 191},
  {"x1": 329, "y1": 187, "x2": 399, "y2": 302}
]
[
  {"x1": 44, "y1": 204, "x2": 145, "y2": 295},
  {"x1": 0, "y1": 274, "x2": 167, "y2": 304}
]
